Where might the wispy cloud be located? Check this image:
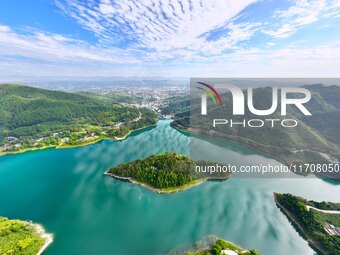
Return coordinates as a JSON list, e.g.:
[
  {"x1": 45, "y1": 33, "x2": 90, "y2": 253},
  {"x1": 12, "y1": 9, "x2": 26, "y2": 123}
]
[
  {"x1": 0, "y1": 25, "x2": 139, "y2": 63},
  {"x1": 263, "y1": 0, "x2": 339, "y2": 39},
  {"x1": 0, "y1": 0, "x2": 340, "y2": 77},
  {"x1": 55, "y1": 0, "x2": 257, "y2": 52}
]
